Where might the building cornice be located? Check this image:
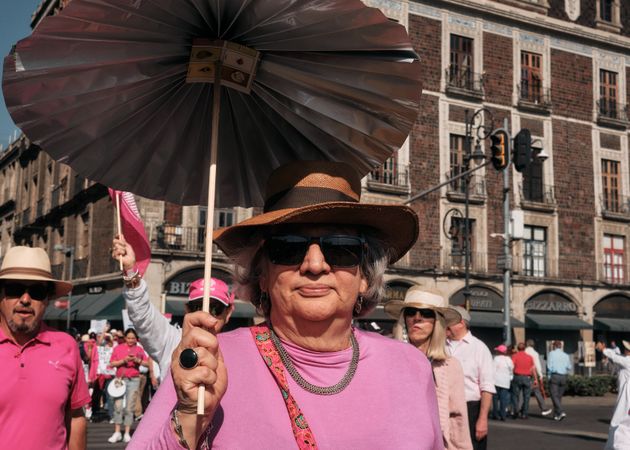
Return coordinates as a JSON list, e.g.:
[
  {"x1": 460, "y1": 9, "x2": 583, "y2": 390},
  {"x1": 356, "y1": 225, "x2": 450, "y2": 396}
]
[{"x1": 412, "y1": 0, "x2": 630, "y2": 54}]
